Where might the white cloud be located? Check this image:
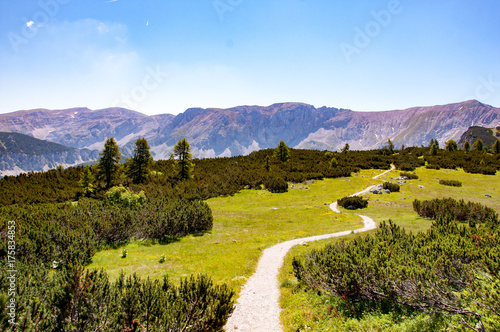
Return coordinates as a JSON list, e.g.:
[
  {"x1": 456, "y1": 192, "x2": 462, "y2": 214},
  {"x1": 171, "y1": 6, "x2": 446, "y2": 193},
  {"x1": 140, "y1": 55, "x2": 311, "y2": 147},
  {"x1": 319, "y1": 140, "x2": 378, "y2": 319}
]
[{"x1": 26, "y1": 21, "x2": 34, "y2": 28}]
